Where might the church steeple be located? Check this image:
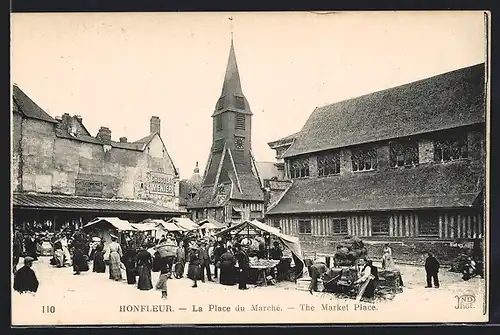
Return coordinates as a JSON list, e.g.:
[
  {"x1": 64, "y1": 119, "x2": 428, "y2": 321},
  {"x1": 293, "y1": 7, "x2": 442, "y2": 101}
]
[
  {"x1": 221, "y1": 39, "x2": 243, "y2": 97},
  {"x1": 212, "y1": 40, "x2": 252, "y2": 117}
]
